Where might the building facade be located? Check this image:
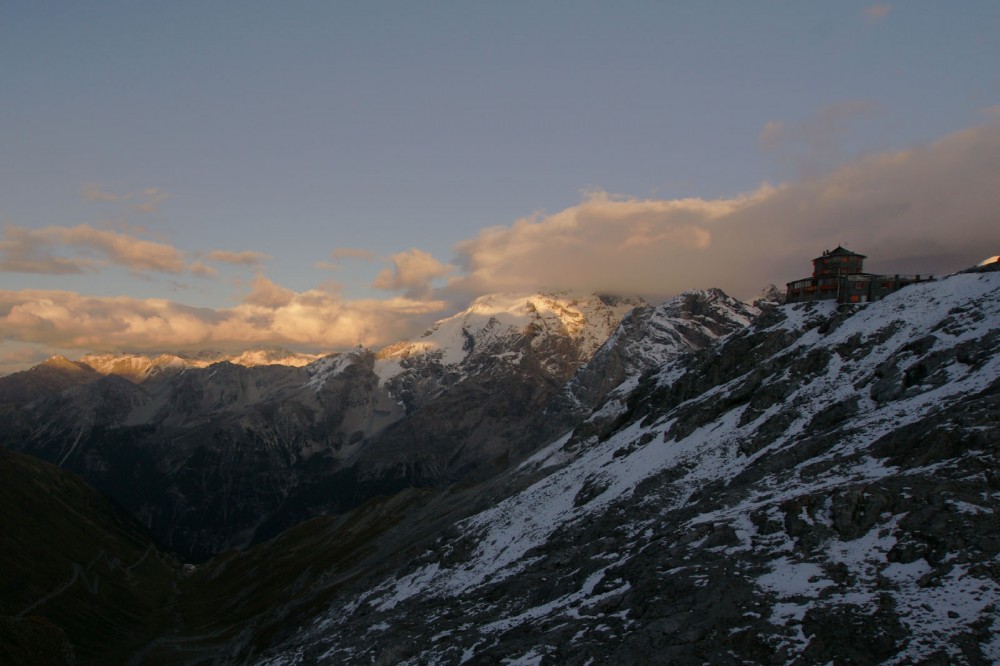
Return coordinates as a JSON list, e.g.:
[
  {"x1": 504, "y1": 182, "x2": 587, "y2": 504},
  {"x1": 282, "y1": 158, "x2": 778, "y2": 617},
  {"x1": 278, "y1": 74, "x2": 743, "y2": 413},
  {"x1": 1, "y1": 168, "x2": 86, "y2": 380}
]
[{"x1": 785, "y1": 246, "x2": 933, "y2": 304}]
